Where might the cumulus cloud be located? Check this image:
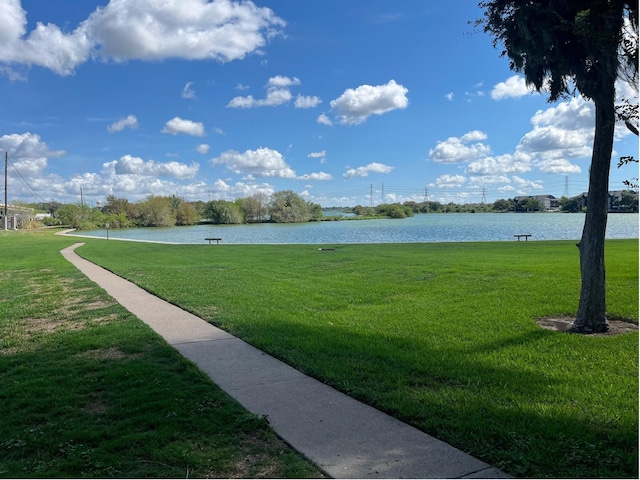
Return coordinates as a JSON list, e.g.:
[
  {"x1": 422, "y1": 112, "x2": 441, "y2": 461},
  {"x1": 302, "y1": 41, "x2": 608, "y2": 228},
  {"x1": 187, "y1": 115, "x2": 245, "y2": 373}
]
[
  {"x1": 343, "y1": 162, "x2": 394, "y2": 178},
  {"x1": 295, "y1": 95, "x2": 322, "y2": 108},
  {"x1": 0, "y1": 132, "x2": 65, "y2": 177},
  {"x1": 330, "y1": 80, "x2": 408, "y2": 125},
  {"x1": 228, "y1": 75, "x2": 306, "y2": 108},
  {"x1": 112, "y1": 154, "x2": 199, "y2": 178},
  {"x1": 210, "y1": 147, "x2": 297, "y2": 178},
  {"x1": 299, "y1": 172, "x2": 333, "y2": 181},
  {"x1": 491, "y1": 75, "x2": 537, "y2": 100},
  {"x1": 267, "y1": 75, "x2": 300, "y2": 88},
  {"x1": 0, "y1": 0, "x2": 285, "y2": 76},
  {"x1": 107, "y1": 114, "x2": 138, "y2": 133},
  {"x1": 513, "y1": 175, "x2": 543, "y2": 190},
  {"x1": 466, "y1": 153, "x2": 532, "y2": 176},
  {"x1": 196, "y1": 144, "x2": 210, "y2": 154},
  {"x1": 429, "y1": 130, "x2": 491, "y2": 163},
  {"x1": 516, "y1": 96, "x2": 594, "y2": 165},
  {"x1": 317, "y1": 113, "x2": 333, "y2": 126},
  {"x1": 182, "y1": 82, "x2": 196, "y2": 99},
  {"x1": 161, "y1": 116, "x2": 205, "y2": 136},
  {"x1": 537, "y1": 159, "x2": 581, "y2": 174},
  {"x1": 435, "y1": 174, "x2": 466, "y2": 189}
]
